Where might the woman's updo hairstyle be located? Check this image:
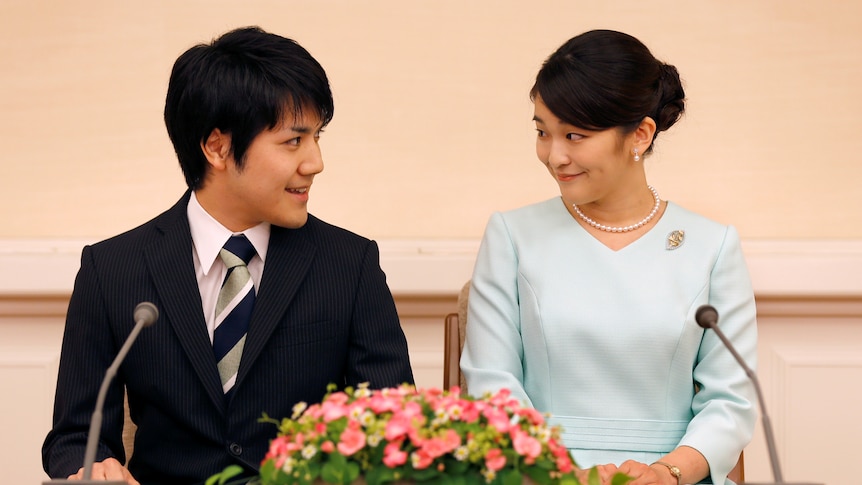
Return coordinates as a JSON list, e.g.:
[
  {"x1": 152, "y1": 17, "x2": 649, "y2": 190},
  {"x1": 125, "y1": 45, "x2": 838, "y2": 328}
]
[{"x1": 530, "y1": 30, "x2": 685, "y2": 153}]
